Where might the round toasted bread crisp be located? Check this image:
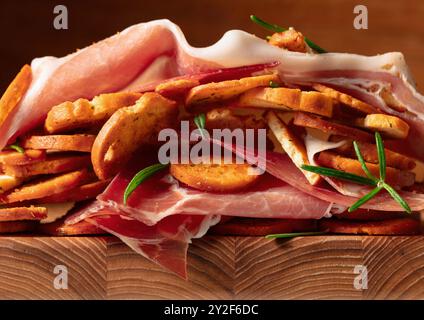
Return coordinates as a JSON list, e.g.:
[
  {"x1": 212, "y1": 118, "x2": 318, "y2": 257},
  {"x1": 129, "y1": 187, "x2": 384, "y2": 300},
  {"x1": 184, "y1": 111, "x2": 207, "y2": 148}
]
[
  {"x1": 210, "y1": 218, "x2": 317, "y2": 236},
  {"x1": 170, "y1": 161, "x2": 260, "y2": 192},
  {"x1": 319, "y1": 218, "x2": 420, "y2": 235}
]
